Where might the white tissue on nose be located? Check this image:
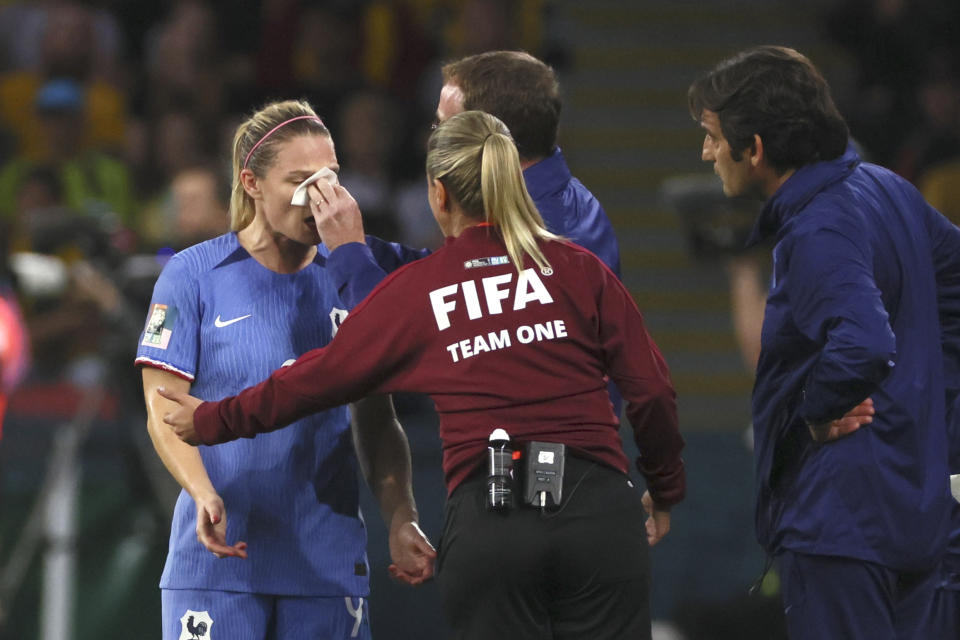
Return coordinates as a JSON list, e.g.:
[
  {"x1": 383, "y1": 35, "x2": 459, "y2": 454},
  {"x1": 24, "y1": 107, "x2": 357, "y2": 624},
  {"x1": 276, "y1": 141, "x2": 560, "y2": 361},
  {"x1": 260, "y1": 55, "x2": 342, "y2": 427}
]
[{"x1": 291, "y1": 167, "x2": 339, "y2": 206}]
